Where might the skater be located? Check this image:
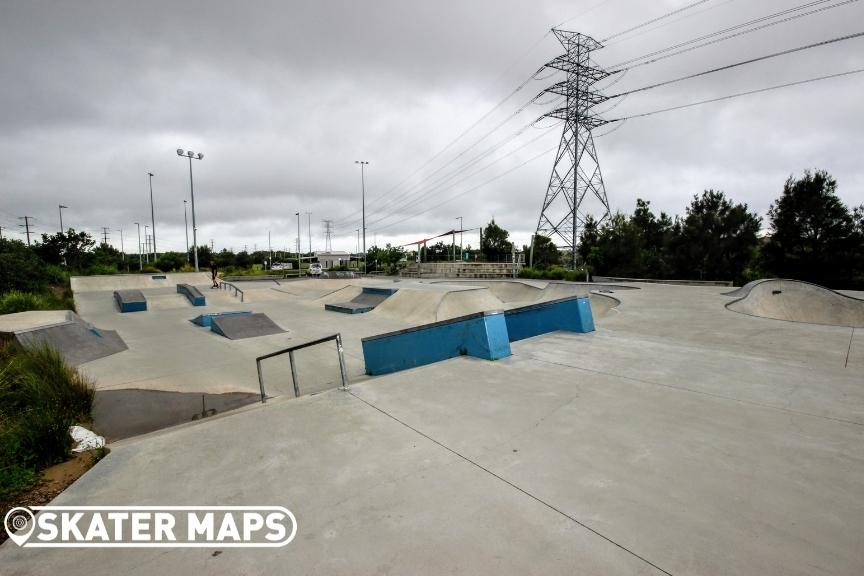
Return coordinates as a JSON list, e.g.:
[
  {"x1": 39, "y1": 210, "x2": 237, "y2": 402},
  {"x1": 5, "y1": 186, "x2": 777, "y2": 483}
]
[{"x1": 210, "y1": 260, "x2": 219, "y2": 288}]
